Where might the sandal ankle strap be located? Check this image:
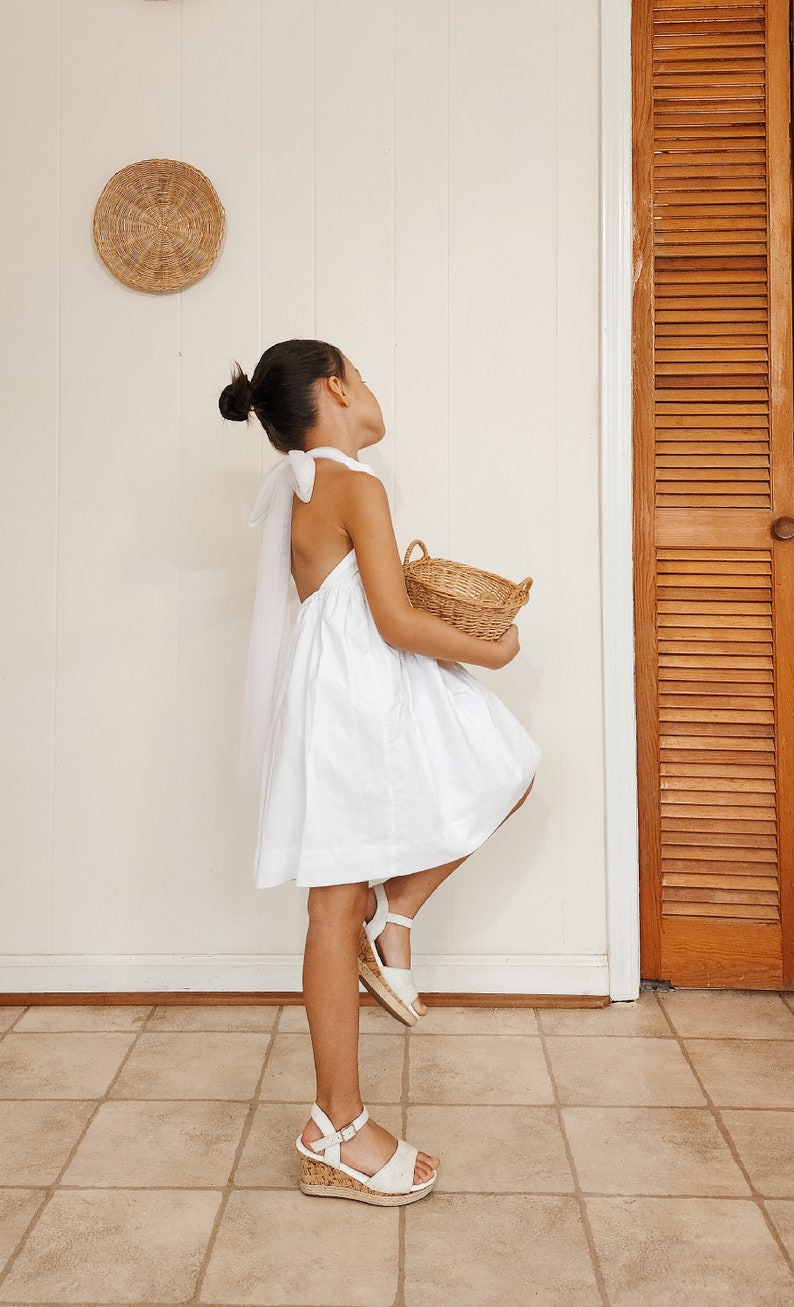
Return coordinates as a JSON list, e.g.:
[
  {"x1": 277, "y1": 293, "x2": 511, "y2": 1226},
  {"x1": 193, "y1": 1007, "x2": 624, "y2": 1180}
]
[
  {"x1": 309, "y1": 1103, "x2": 369, "y2": 1155},
  {"x1": 386, "y1": 909, "x2": 414, "y2": 929},
  {"x1": 370, "y1": 882, "x2": 415, "y2": 933}
]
